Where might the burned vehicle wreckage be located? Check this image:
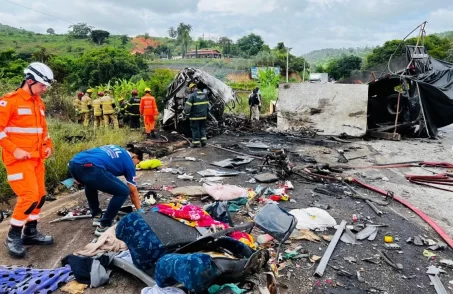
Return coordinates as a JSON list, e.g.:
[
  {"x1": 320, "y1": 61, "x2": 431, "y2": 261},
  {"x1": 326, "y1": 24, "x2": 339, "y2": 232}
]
[
  {"x1": 162, "y1": 68, "x2": 240, "y2": 136},
  {"x1": 365, "y1": 45, "x2": 453, "y2": 138}
]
